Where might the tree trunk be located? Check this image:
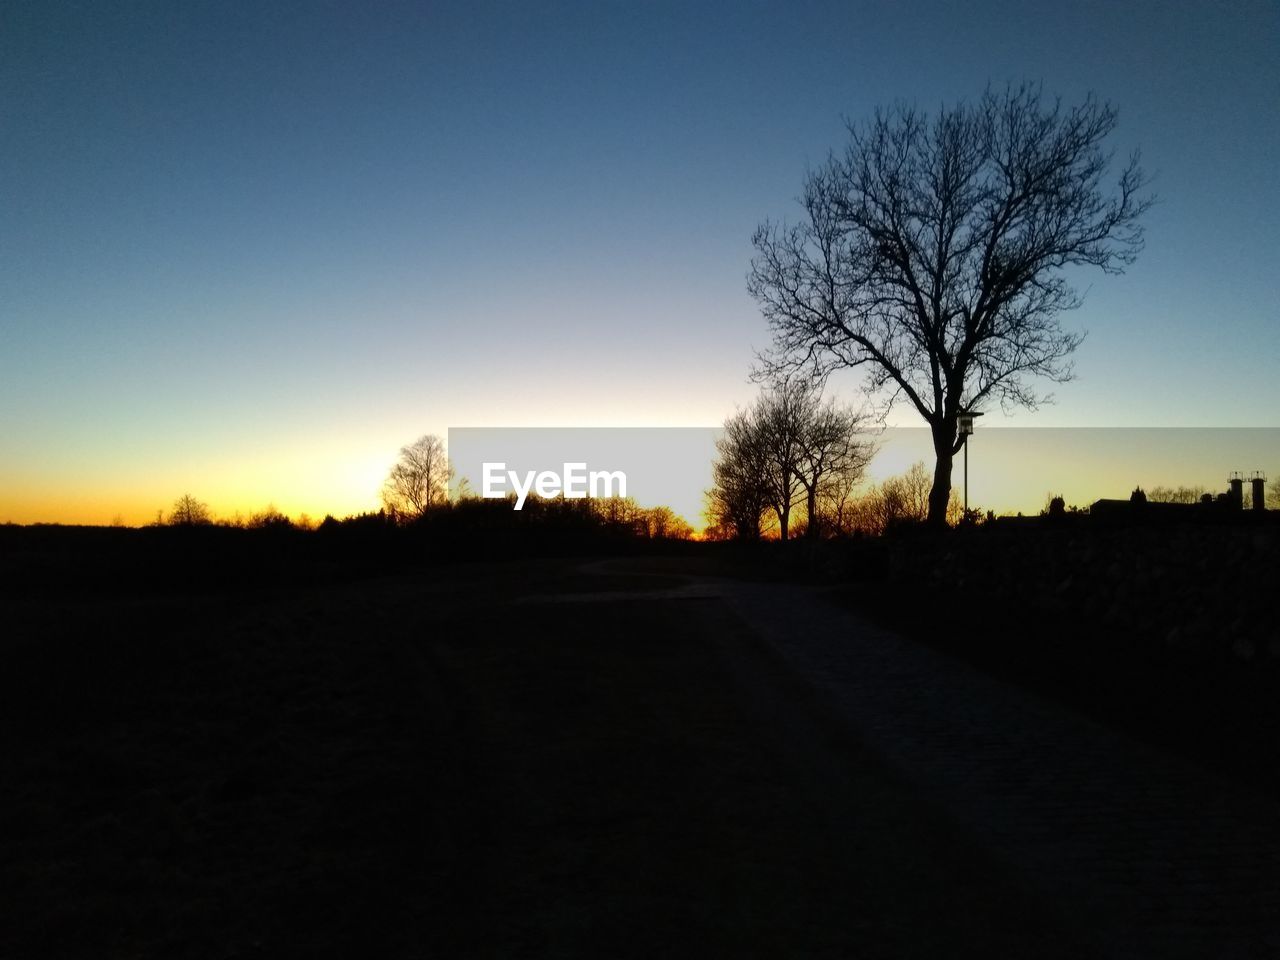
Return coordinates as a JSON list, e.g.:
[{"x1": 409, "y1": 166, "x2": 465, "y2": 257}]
[
  {"x1": 928, "y1": 422, "x2": 956, "y2": 528},
  {"x1": 806, "y1": 486, "x2": 820, "y2": 538}
]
